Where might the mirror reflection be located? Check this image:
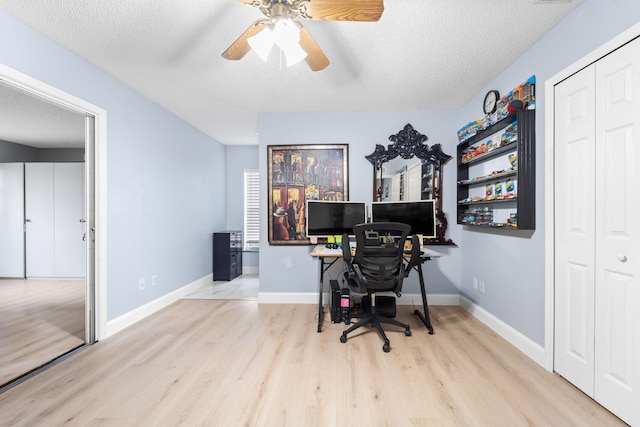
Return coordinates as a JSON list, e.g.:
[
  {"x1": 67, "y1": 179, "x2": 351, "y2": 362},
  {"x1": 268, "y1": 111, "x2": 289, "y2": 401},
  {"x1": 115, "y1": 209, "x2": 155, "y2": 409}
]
[
  {"x1": 378, "y1": 156, "x2": 433, "y2": 202},
  {"x1": 366, "y1": 124, "x2": 454, "y2": 245},
  {"x1": 0, "y1": 81, "x2": 88, "y2": 388}
]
